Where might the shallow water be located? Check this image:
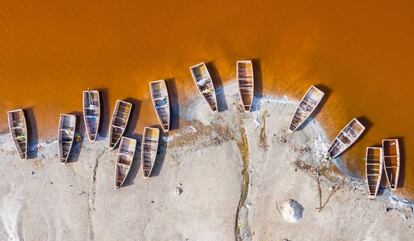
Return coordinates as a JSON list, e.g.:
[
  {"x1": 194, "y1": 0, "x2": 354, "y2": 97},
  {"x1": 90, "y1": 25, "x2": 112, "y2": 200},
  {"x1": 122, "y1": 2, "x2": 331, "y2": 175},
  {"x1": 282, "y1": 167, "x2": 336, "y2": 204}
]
[{"x1": 0, "y1": 1, "x2": 413, "y2": 198}]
